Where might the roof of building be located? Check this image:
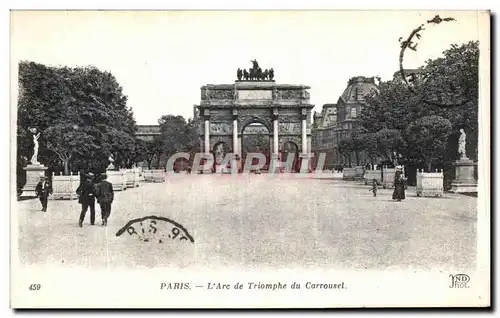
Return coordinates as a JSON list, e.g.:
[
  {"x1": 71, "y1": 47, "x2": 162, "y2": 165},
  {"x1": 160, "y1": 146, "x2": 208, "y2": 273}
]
[
  {"x1": 314, "y1": 103, "x2": 338, "y2": 129},
  {"x1": 339, "y1": 76, "x2": 378, "y2": 103}
]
